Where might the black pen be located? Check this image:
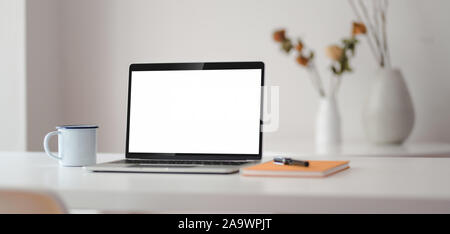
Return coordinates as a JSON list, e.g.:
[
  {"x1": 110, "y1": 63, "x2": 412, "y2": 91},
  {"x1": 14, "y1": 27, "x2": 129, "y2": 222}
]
[{"x1": 273, "y1": 157, "x2": 309, "y2": 167}]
